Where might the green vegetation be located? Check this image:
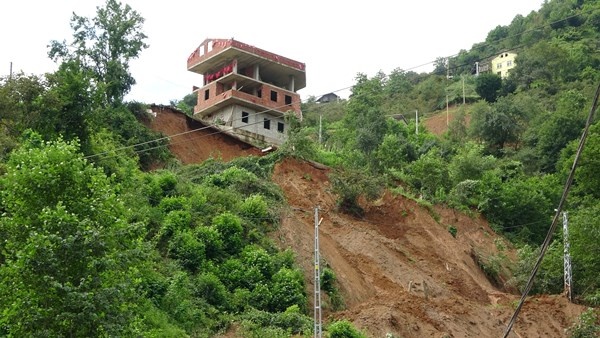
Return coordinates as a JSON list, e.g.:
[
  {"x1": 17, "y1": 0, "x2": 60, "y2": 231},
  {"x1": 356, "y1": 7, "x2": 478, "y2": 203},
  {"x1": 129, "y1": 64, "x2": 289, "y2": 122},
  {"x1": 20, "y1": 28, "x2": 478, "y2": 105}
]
[{"x1": 1, "y1": 0, "x2": 600, "y2": 336}]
